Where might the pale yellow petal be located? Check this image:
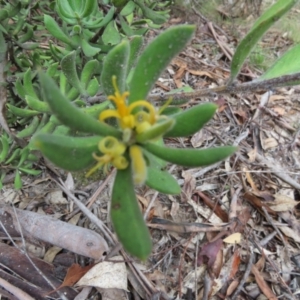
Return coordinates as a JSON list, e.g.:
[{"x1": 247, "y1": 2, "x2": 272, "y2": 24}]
[
  {"x1": 129, "y1": 145, "x2": 147, "y2": 185},
  {"x1": 99, "y1": 109, "x2": 121, "y2": 122}
]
